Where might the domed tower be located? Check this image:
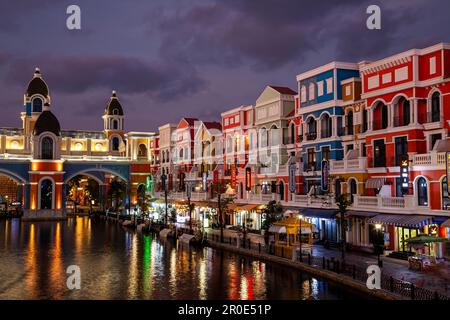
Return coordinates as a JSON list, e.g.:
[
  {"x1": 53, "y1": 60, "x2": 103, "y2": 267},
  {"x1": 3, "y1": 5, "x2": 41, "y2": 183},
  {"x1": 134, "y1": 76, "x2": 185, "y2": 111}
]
[
  {"x1": 102, "y1": 90, "x2": 125, "y2": 154},
  {"x1": 22, "y1": 68, "x2": 51, "y2": 139},
  {"x1": 31, "y1": 101, "x2": 62, "y2": 160}
]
